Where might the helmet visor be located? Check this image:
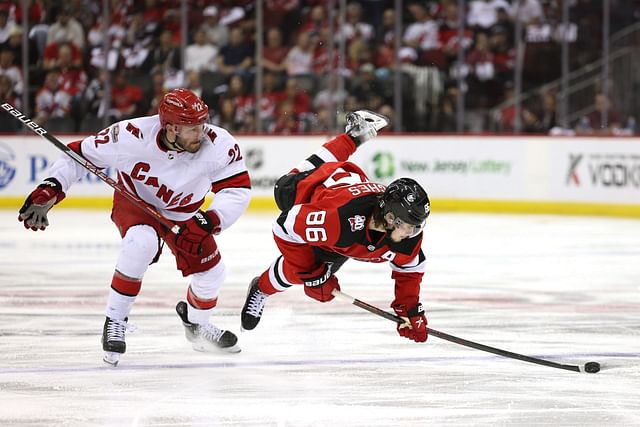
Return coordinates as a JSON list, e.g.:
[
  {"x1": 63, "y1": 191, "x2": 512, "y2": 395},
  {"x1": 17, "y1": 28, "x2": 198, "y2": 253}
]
[{"x1": 392, "y1": 216, "x2": 426, "y2": 236}]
